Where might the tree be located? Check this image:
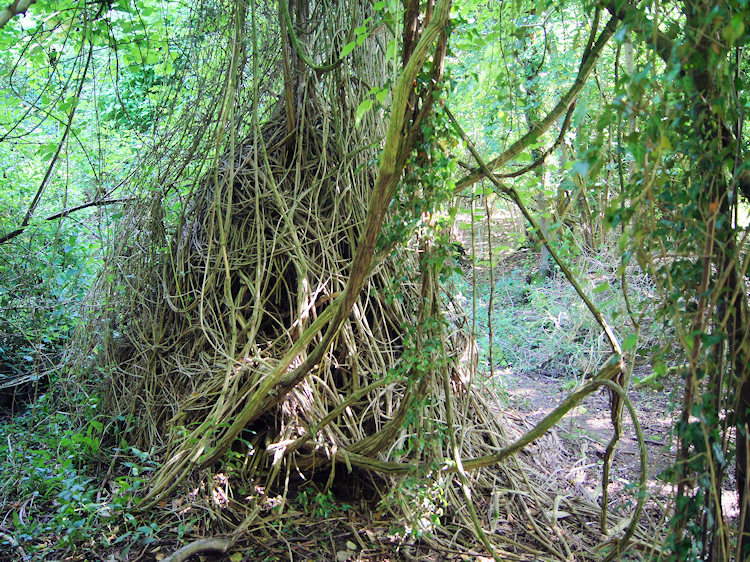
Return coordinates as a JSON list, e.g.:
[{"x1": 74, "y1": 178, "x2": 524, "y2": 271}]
[{"x1": 600, "y1": 0, "x2": 749, "y2": 558}]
